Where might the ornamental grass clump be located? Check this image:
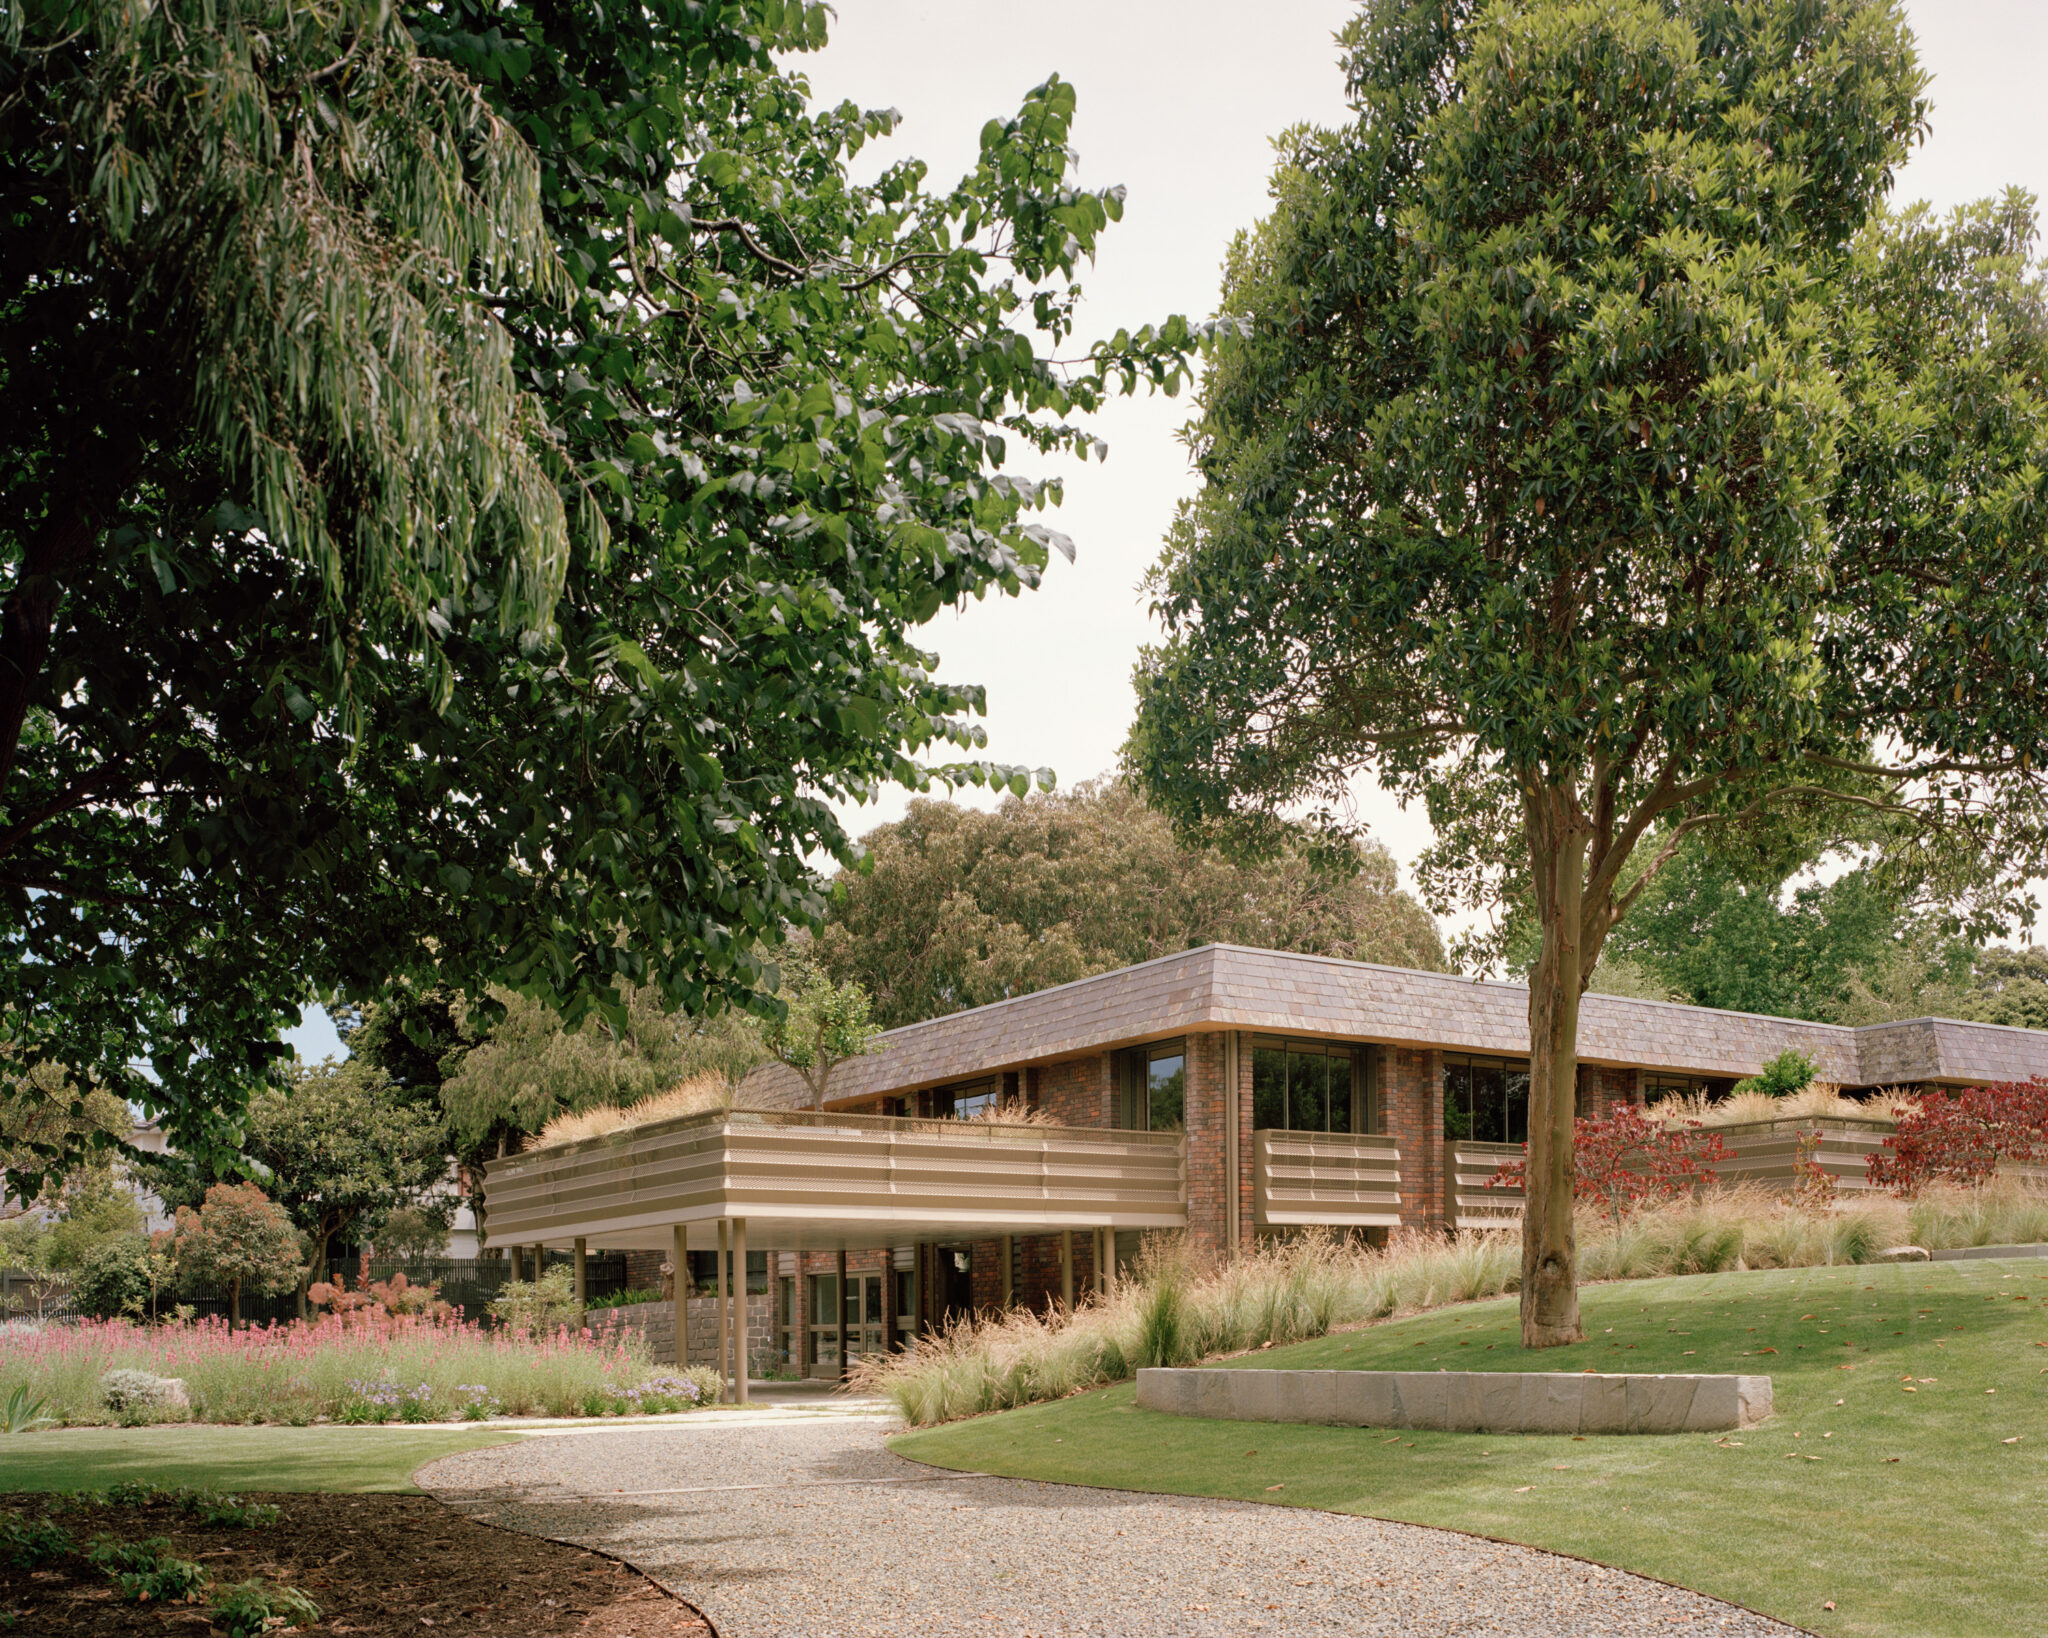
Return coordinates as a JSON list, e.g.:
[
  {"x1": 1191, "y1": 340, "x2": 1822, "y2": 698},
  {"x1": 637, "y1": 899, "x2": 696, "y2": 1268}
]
[
  {"x1": 0, "y1": 1309, "x2": 692, "y2": 1425},
  {"x1": 857, "y1": 1179, "x2": 2048, "y2": 1426}
]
